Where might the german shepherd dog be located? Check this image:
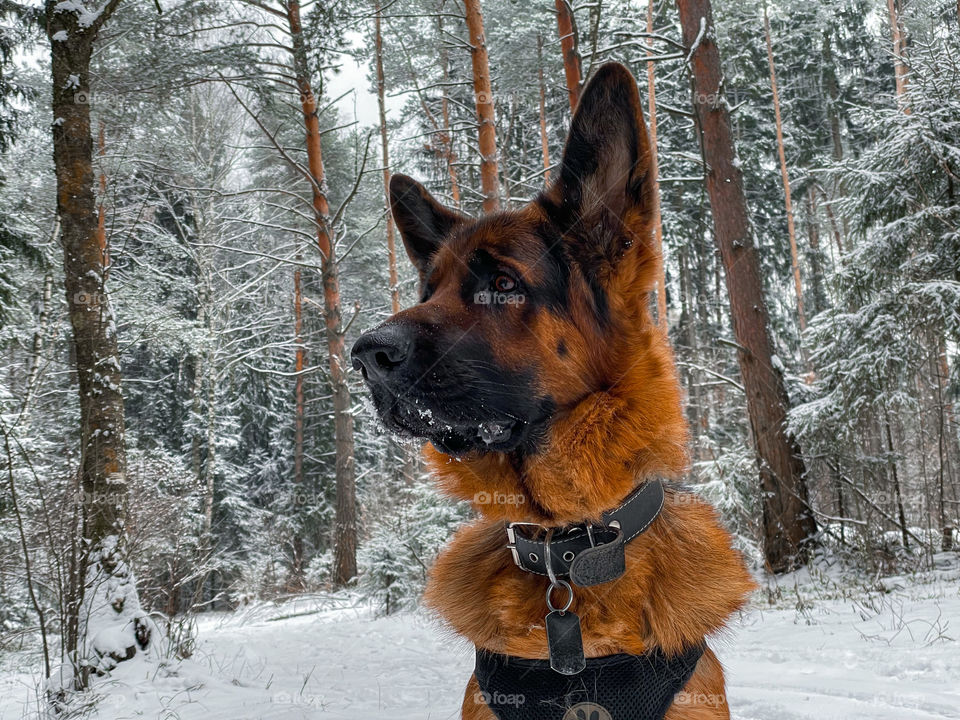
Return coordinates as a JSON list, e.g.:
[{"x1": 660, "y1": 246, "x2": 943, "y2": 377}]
[{"x1": 352, "y1": 63, "x2": 754, "y2": 720}]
